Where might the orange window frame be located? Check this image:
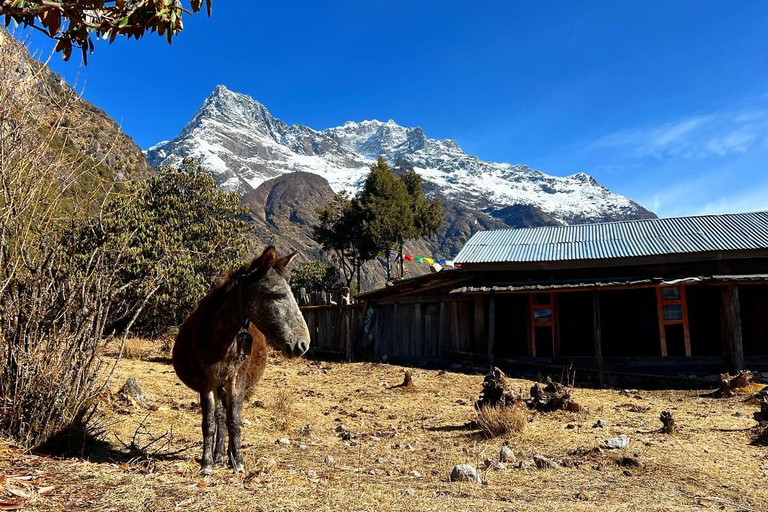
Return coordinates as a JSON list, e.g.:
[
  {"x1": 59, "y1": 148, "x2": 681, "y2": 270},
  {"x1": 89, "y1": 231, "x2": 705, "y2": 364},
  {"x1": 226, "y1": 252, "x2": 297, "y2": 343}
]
[
  {"x1": 656, "y1": 285, "x2": 691, "y2": 357},
  {"x1": 529, "y1": 292, "x2": 556, "y2": 357}
]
